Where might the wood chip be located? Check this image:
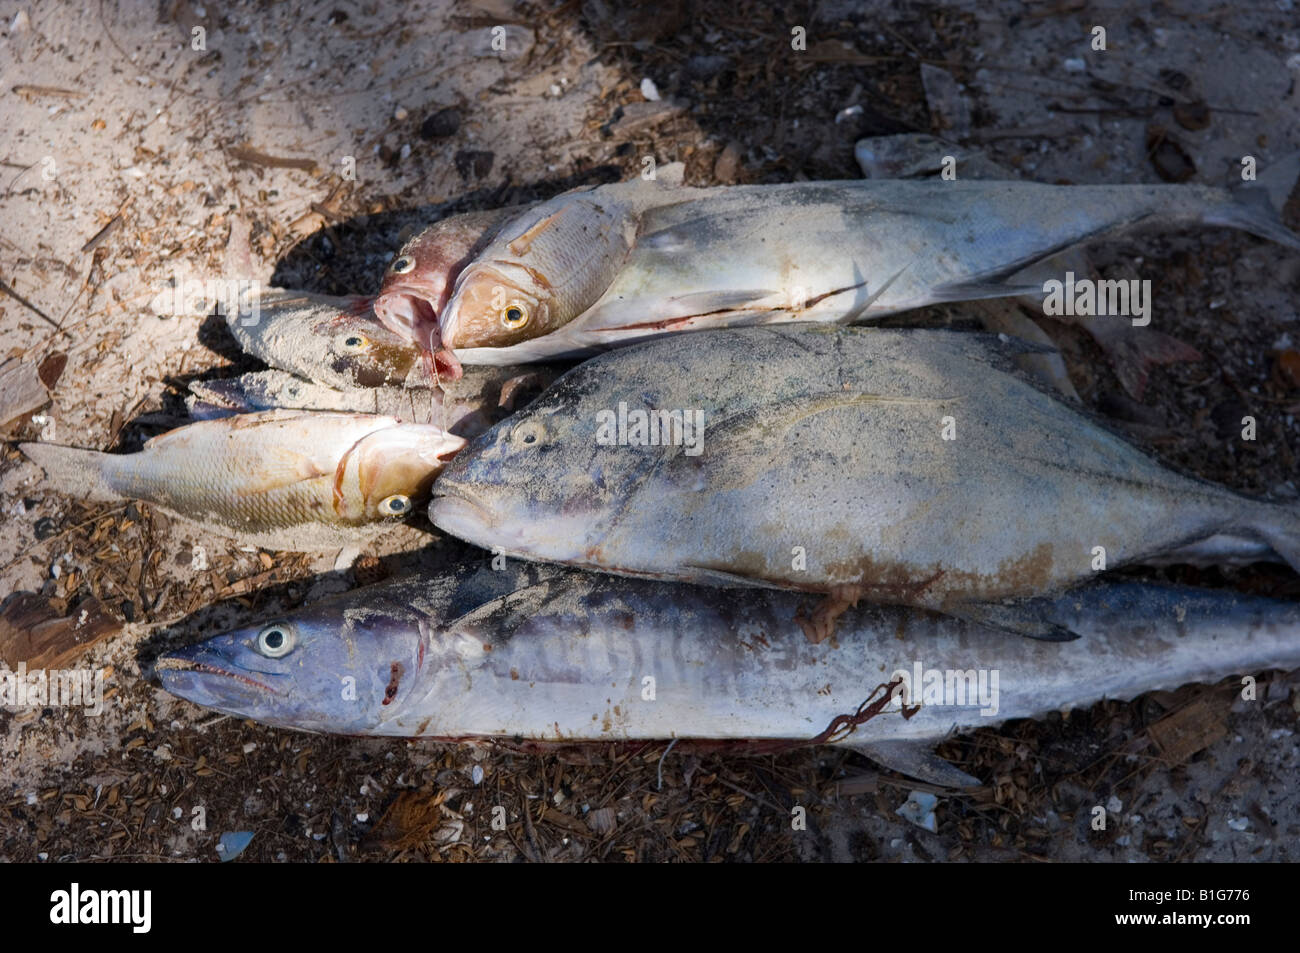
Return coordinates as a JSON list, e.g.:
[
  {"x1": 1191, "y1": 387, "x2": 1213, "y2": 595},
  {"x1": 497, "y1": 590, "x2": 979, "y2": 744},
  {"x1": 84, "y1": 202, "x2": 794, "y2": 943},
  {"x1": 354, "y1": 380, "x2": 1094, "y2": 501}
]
[
  {"x1": 0, "y1": 358, "x2": 50, "y2": 429},
  {"x1": 0, "y1": 593, "x2": 120, "y2": 669},
  {"x1": 1147, "y1": 693, "x2": 1229, "y2": 764}
]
